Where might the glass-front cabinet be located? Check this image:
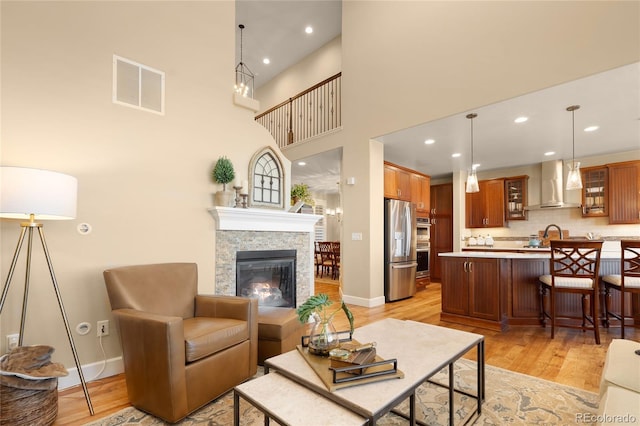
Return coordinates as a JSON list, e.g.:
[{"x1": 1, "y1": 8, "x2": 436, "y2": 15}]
[
  {"x1": 581, "y1": 166, "x2": 608, "y2": 217},
  {"x1": 504, "y1": 175, "x2": 528, "y2": 221}
]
